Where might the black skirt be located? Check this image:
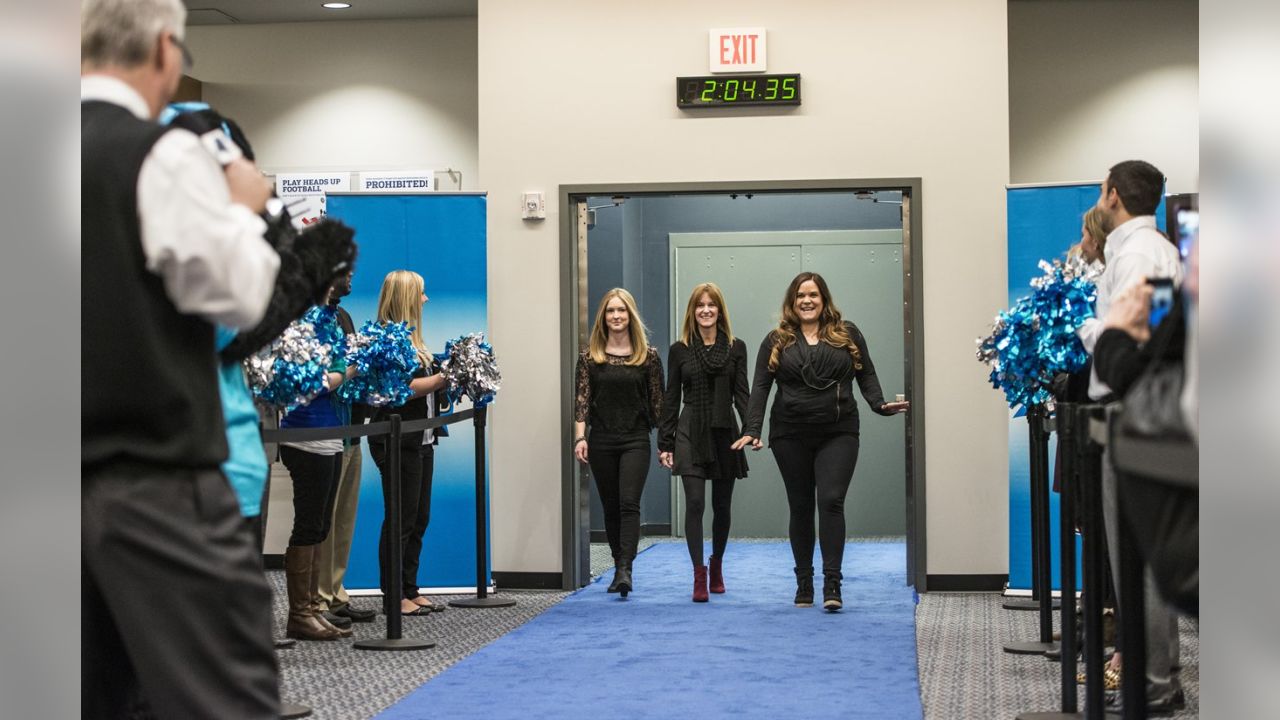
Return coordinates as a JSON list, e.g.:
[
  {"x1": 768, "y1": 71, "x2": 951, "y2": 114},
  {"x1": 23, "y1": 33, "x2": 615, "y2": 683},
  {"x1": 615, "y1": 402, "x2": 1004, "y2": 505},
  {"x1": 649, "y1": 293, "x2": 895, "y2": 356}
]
[{"x1": 672, "y1": 420, "x2": 748, "y2": 480}]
